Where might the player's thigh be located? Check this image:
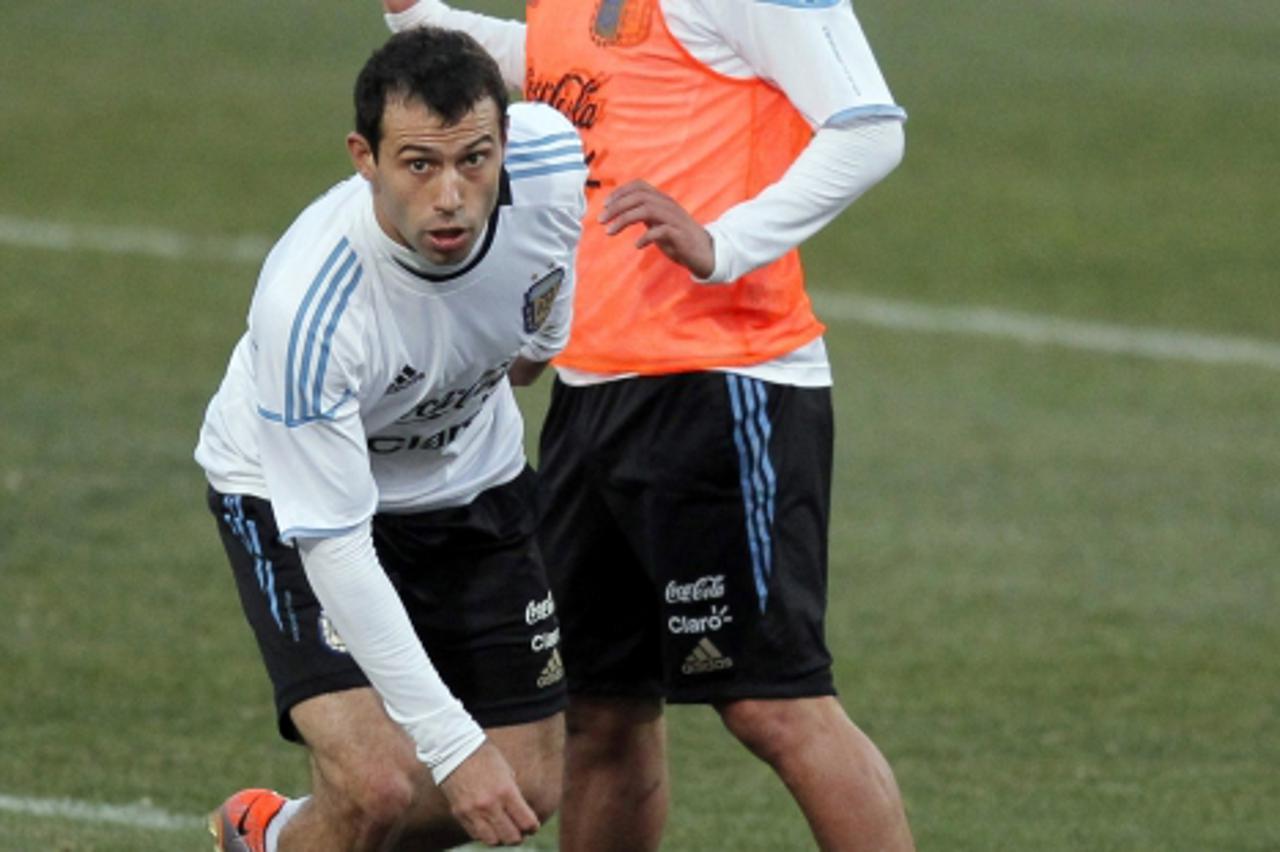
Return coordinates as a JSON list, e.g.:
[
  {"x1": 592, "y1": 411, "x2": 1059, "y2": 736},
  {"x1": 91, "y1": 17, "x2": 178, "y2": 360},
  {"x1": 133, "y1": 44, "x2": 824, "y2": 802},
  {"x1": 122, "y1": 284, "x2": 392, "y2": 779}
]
[{"x1": 484, "y1": 713, "x2": 566, "y2": 813}]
